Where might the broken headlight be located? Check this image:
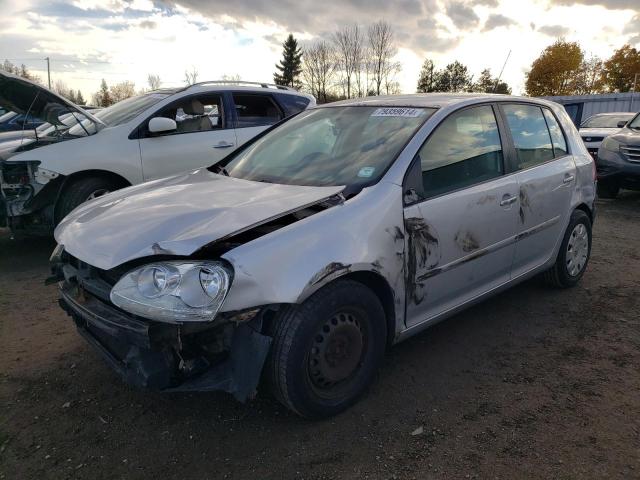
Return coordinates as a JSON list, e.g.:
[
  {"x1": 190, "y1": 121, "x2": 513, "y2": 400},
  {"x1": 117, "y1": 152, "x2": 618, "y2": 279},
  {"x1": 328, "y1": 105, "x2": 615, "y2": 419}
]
[{"x1": 110, "y1": 261, "x2": 232, "y2": 323}]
